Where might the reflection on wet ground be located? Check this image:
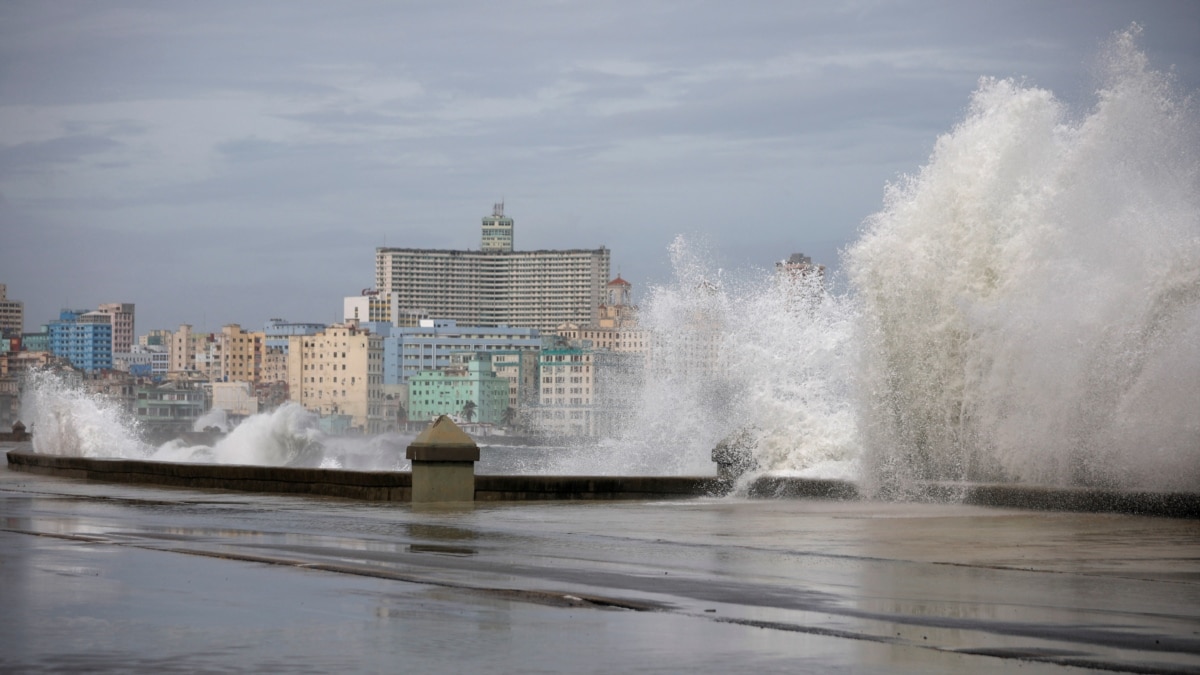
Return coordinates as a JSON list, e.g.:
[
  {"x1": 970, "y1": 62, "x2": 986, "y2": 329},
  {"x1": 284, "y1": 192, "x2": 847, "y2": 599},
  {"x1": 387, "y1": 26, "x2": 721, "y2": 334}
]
[{"x1": 1, "y1": 467, "x2": 1198, "y2": 674}]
